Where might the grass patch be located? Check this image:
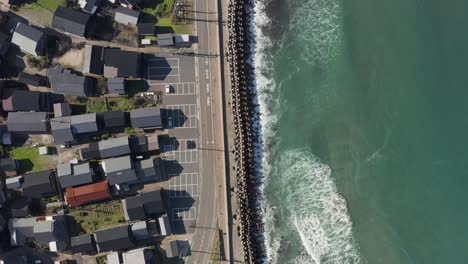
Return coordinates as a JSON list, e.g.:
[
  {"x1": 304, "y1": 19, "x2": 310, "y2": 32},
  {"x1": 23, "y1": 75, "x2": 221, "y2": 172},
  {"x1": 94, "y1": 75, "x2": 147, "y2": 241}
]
[
  {"x1": 107, "y1": 96, "x2": 155, "y2": 111},
  {"x1": 157, "y1": 17, "x2": 191, "y2": 34},
  {"x1": 70, "y1": 200, "x2": 125, "y2": 234},
  {"x1": 9, "y1": 146, "x2": 55, "y2": 173},
  {"x1": 23, "y1": 0, "x2": 66, "y2": 12},
  {"x1": 86, "y1": 99, "x2": 108, "y2": 113},
  {"x1": 141, "y1": 0, "x2": 174, "y2": 18}
]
